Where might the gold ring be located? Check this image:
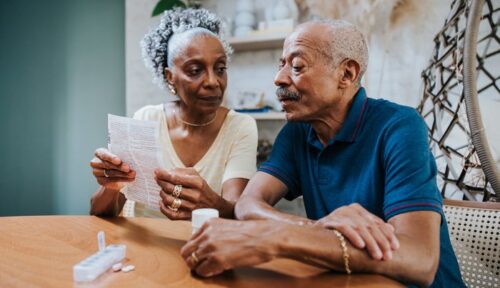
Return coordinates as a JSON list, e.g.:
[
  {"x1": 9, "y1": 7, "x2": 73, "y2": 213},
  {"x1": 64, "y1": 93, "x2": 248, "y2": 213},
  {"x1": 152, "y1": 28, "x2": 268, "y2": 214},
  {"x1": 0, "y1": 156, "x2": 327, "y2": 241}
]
[
  {"x1": 168, "y1": 198, "x2": 182, "y2": 212},
  {"x1": 103, "y1": 169, "x2": 109, "y2": 178},
  {"x1": 173, "y1": 184, "x2": 182, "y2": 198},
  {"x1": 191, "y1": 251, "x2": 199, "y2": 264}
]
